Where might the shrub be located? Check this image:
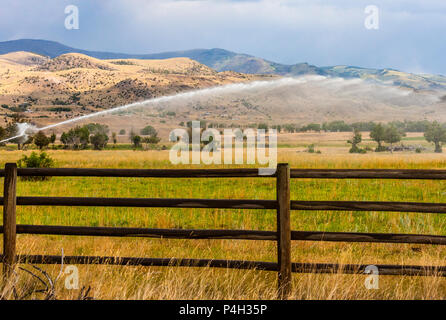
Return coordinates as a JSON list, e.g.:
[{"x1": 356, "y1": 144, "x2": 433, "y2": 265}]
[
  {"x1": 111, "y1": 60, "x2": 135, "y2": 65},
  {"x1": 17, "y1": 152, "x2": 54, "y2": 181},
  {"x1": 375, "y1": 145, "x2": 388, "y2": 152},
  {"x1": 49, "y1": 107, "x2": 72, "y2": 112},
  {"x1": 307, "y1": 144, "x2": 315, "y2": 153},
  {"x1": 51, "y1": 99, "x2": 70, "y2": 106}
]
